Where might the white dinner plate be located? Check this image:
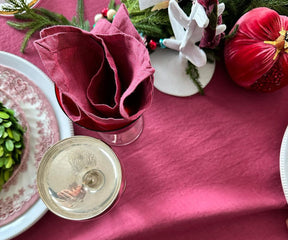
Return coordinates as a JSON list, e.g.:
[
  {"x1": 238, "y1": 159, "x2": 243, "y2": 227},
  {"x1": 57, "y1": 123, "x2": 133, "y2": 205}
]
[
  {"x1": 150, "y1": 48, "x2": 215, "y2": 97},
  {"x1": 0, "y1": 51, "x2": 73, "y2": 240},
  {"x1": 280, "y1": 126, "x2": 288, "y2": 203}
]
